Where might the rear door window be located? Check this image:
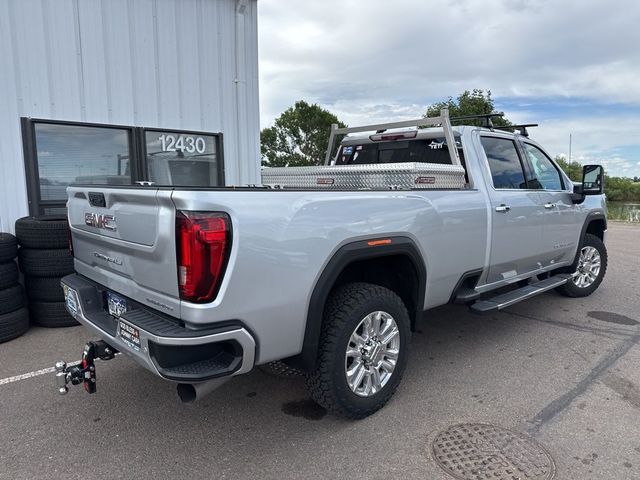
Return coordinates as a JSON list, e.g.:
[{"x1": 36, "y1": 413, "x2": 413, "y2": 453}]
[{"x1": 480, "y1": 136, "x2": 528, "y2": 189}]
